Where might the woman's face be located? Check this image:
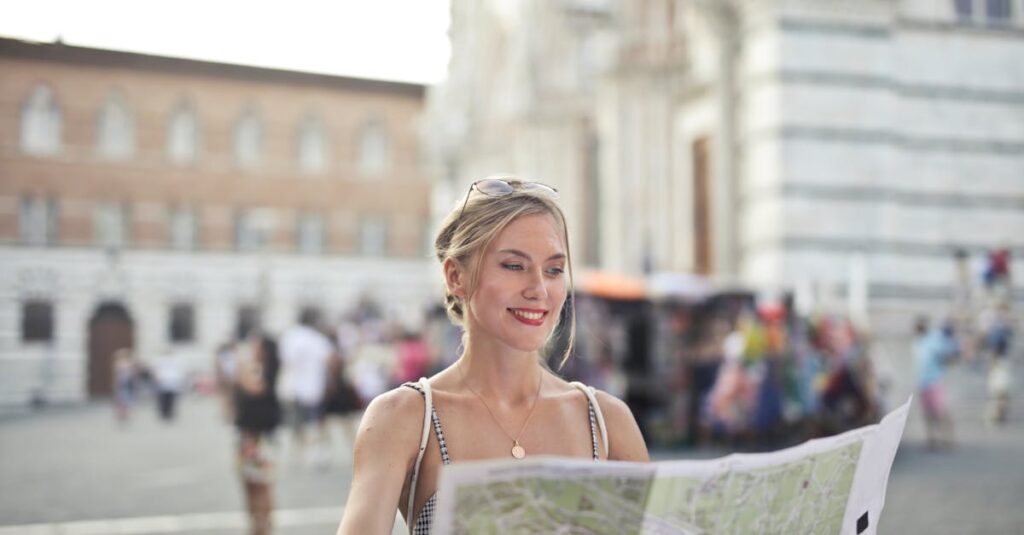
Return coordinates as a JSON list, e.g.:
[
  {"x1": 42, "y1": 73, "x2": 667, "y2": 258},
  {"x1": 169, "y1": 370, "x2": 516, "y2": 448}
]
[{"x1": 464, "y1": 212, "x2": 568, "y2": 353}]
